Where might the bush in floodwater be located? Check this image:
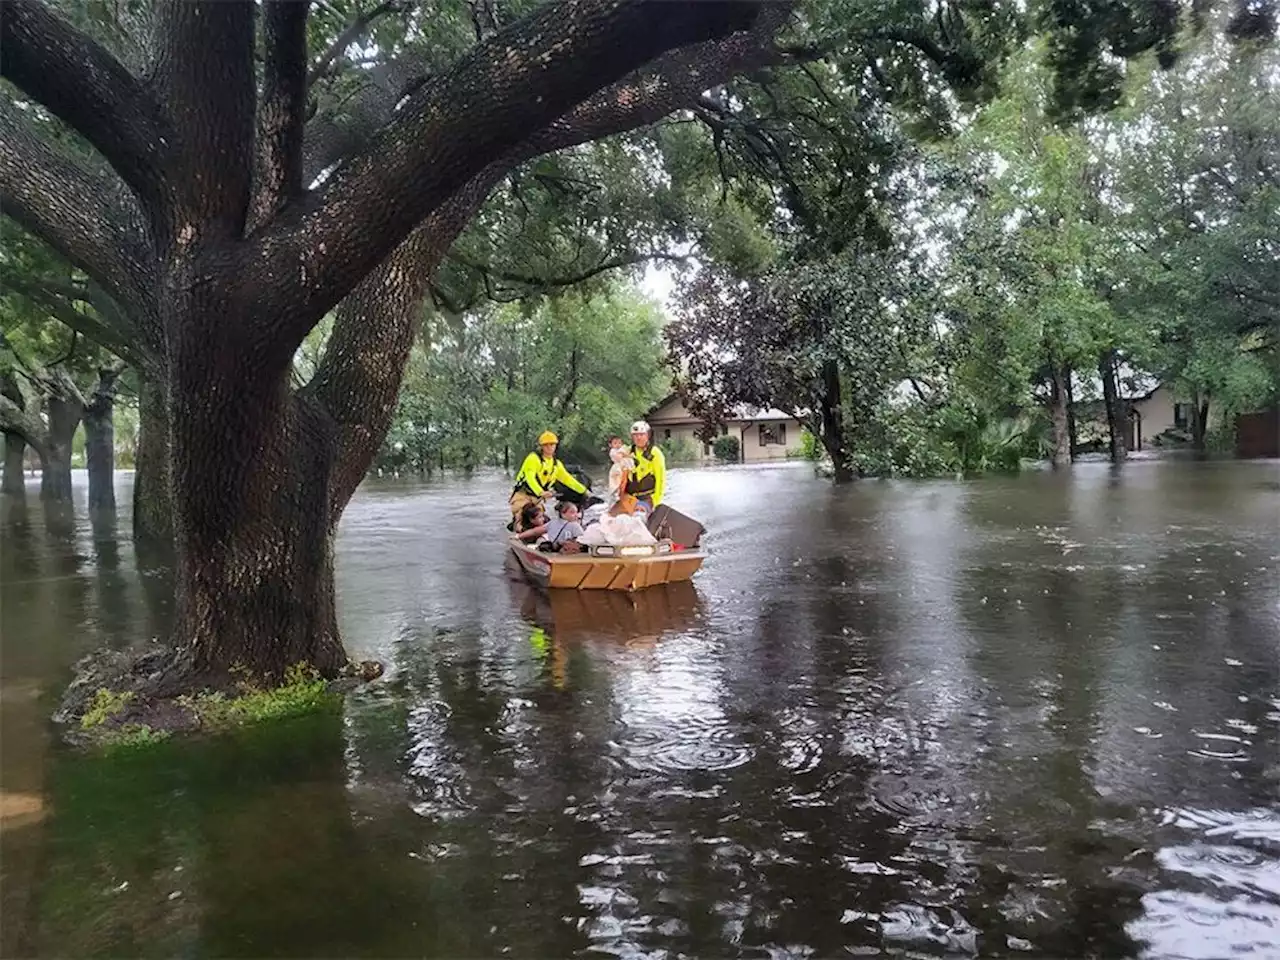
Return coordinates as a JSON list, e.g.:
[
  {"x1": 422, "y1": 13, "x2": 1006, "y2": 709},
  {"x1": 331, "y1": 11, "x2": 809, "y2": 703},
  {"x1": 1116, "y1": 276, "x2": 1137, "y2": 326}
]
[
  {"x1": 789, "y1": 429, "x2": 824, "y2": 461},
  {"x1": 712, "y1": 434, "x2": 740, "y2": 462},
  {"x1": 663, "y1": 434, "x2": 702, "y2": 463}
]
